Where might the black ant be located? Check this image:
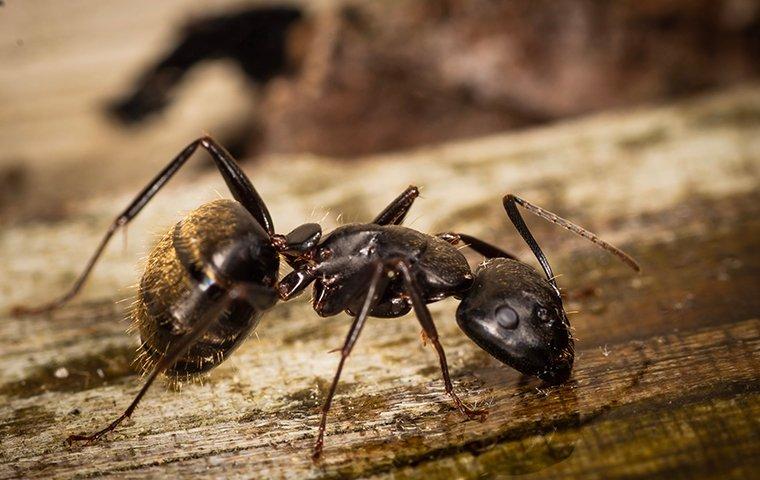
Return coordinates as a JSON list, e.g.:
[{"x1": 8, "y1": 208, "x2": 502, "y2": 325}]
[{"x1": 13, "y1": 136, "x2": 640, "y2": 460}]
